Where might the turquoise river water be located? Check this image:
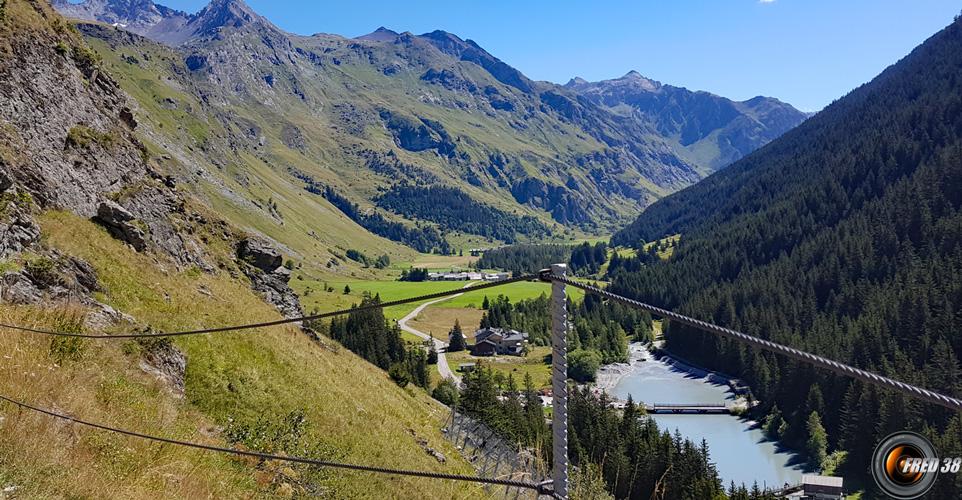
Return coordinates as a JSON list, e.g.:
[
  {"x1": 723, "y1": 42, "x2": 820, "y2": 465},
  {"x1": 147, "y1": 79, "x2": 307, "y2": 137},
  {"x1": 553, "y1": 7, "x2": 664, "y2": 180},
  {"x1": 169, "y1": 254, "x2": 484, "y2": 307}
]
[{"x1": 607, "y1": 347, "x2": 805, "y2": 489}]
